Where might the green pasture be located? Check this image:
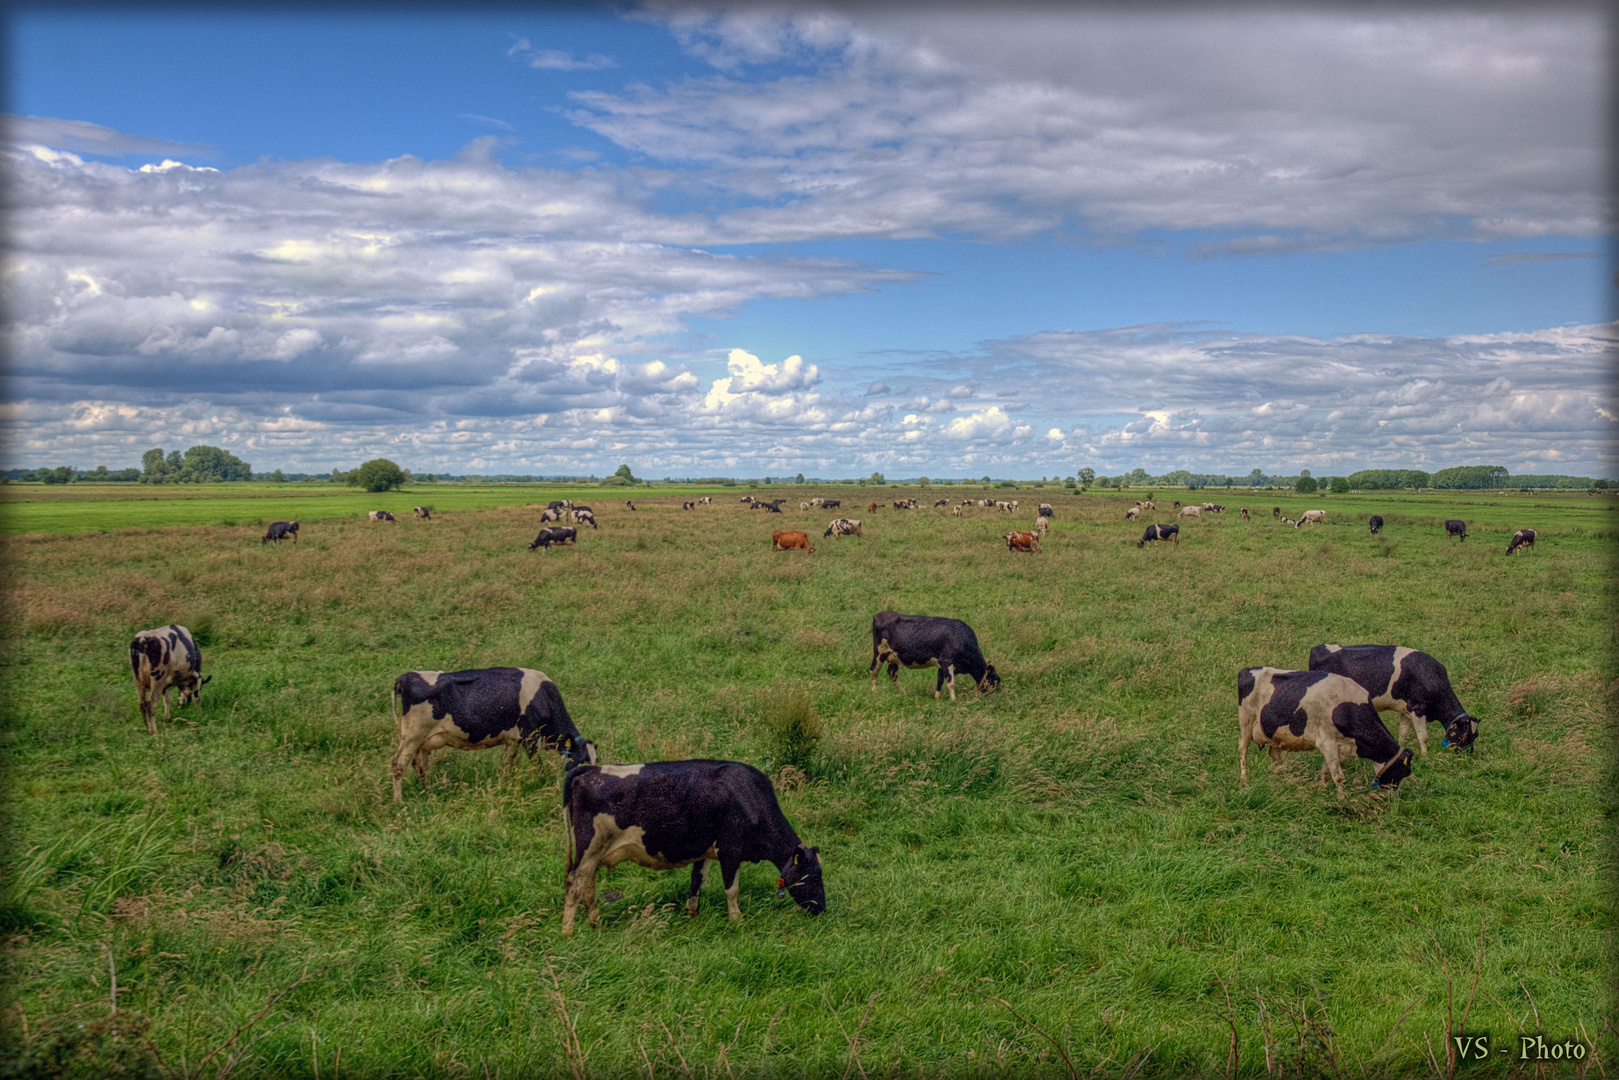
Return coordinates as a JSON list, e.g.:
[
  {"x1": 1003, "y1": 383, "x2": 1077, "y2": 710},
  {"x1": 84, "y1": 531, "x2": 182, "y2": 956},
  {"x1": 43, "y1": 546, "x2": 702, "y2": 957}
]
[{"x1": 1, "y1": 488, "x2": 1613, "y2": 1078}]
